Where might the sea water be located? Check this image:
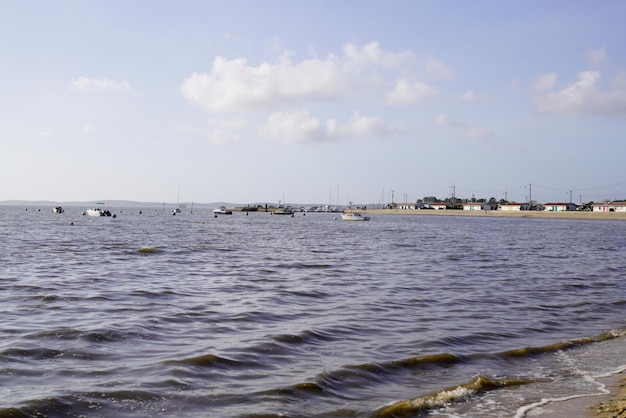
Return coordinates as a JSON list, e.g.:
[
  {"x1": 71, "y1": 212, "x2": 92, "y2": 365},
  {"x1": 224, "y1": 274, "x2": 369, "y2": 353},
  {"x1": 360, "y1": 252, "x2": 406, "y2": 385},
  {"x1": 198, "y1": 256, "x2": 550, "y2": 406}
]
[{"x1": 1, "y1": 205, "x2": 625, "y2": 417}]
